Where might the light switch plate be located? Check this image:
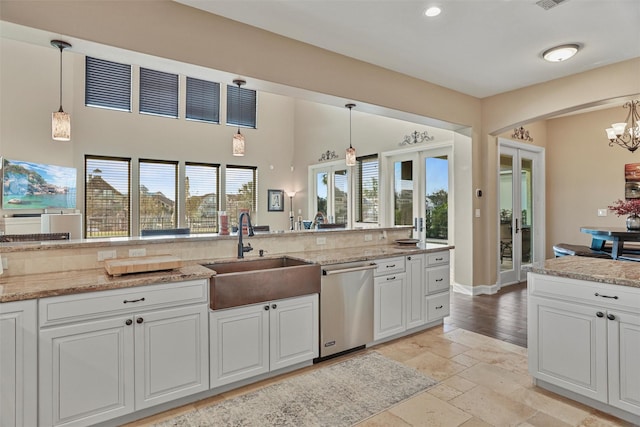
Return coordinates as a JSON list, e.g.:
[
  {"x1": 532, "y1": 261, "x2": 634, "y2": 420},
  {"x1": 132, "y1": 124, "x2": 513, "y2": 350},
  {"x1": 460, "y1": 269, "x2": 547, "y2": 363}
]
[
  {"x1": 129, "y1": 248, "x2": 146, "y2": 257},
  {"x1": 597, "y1": 209, "x2": 607, "y2": 217},
  {"x1": 98, "y1": 250, "x2": 117, "y2": 261},
  {"x1": 316, "y1": 237, "x2": 326, "y2": 245}
]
